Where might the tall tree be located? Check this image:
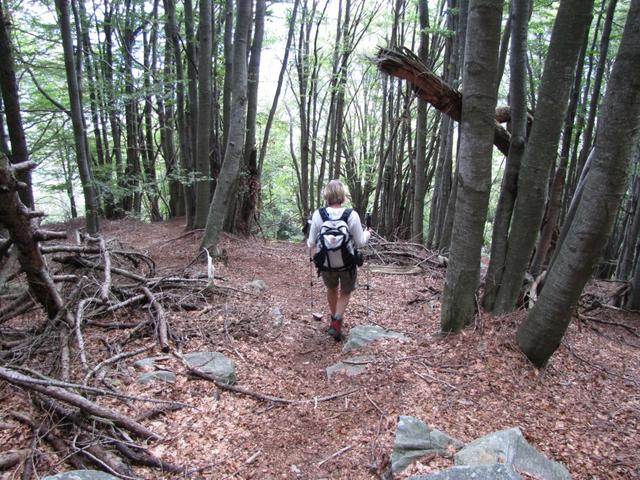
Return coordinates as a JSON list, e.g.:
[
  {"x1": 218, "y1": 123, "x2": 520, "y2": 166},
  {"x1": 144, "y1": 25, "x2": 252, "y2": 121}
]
[
  {"x1": 440, "y1": 0, "x2": 504, "y2": 332},
  {"x1": 491, "y1": 0, "x2": 594, "y2": 314},
  {"x1": 194, "y1": 0, "x2": 214, "y2": 228},
  {"x1": 201, "y1": 0, "x2": 252, "y2": 251},
  {"x1": 482, "y1": 0, "x2": 531, "y2": 310},
  {"x1": 54, "y1": 0, "x2": 99, "y2": 233},
  {"x1": 517, "y1": 0, "x2": 640, "y2": 366},
  {"x1": 0, "y1": 1, "x2": 34, "y2": 208}
]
